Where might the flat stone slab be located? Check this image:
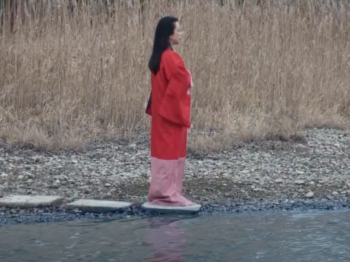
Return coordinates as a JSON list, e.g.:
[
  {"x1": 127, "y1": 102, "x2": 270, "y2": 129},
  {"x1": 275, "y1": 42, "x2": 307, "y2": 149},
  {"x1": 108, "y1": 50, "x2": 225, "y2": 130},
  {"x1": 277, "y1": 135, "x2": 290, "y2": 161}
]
[
  {"x1": 0, "y1": 195, "x2": 64, "y2": 208},
  {"x1": 66, "y1": 199, "x2": 132, "y2": 213},
  {"x1": 141, "y1": 202, "x2": 201, "y2": 214}
]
